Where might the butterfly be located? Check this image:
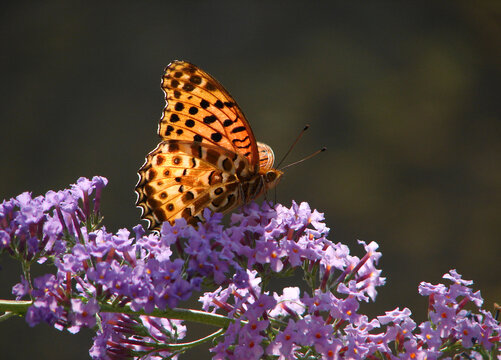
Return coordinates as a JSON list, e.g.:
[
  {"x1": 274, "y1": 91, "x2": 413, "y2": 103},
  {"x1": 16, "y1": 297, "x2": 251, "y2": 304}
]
[{"x1": 135, "y1": 61, "x2": 283, "y2": 231}]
